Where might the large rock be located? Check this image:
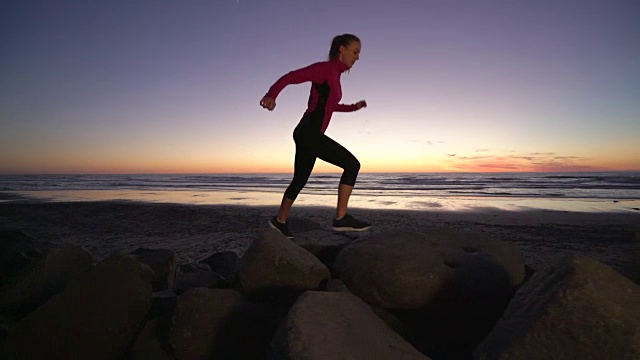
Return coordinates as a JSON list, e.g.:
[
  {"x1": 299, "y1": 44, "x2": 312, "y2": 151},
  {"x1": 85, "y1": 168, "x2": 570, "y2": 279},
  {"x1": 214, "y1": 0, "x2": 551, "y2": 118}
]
[
  {"x1": 214, "y1": 297, "x2": 297, "y2": 359},
  {"x1": 474, "y1": 256, "x2": 640, "y2": 360},
  {"x1": 131, "y1": 248, "x2": 178, "y2": 292},
  {"x1": 335, "y1": 229, "x2": 525, "y2": 309},
  {"x1": 0, "y1": 228, "x2": 43, "y2": 284},
  {"x1": 335, "y1": 229, "x2": 526, "y2": 359},
  {"x1": 238, "y1": 229, "x2": 330, "y2": 293},
  {"x1": 294, "y1": 230, "x2": 354, "y2": 273},
  {"x1": 0, "y1": 253, "x2": 154, "y2": 359},
  {"x1": 286, "y1": 217, "x2": 323, "y2": 233},
  {"x1": 133, "y1": 292, "x2": 177, "y2": 360},
  {"x1": 132, "y1": 319, "x2": 175, "y2": 360},
  {"x1": 335, "y1": 231, "x2": 454, "y2": 309},
  {"x1": 175, "y1": 263, "x2": 228, "y2": 294},
  {"x1": 0, "y1": 245, "x2": 92, "y2": 319},
  {"x1": 269, "y1": 290, "x2": 430, "y2": 359},
  {"x1": 199, "y1": 251, "x2": 238, "y2": 285},
  {"x1": 169, "y1": 288, "x2": 243, "y2": 360}
]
